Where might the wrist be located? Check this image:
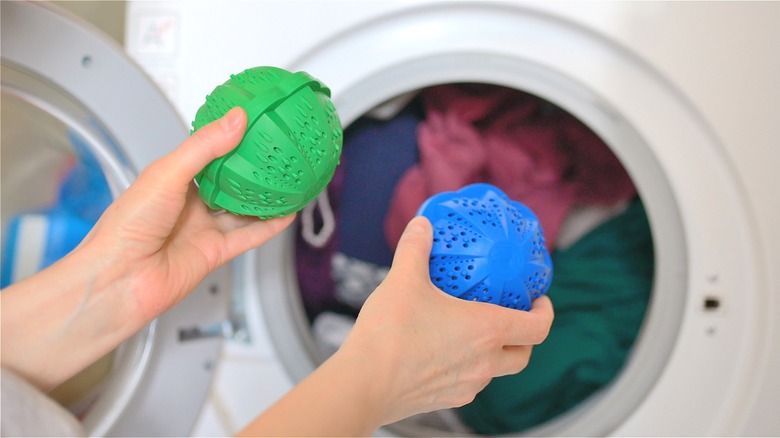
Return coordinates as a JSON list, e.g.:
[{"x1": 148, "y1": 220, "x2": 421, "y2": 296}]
[
  {"x1": 0, "y1": 240, "x2": 141, "y2": 390},
  {"x1": 327, "y1": 346, "x2": 391, "y2": 430},
  {"x1": 239, "y1": 346, "x2": 390, "y2": 437}
]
